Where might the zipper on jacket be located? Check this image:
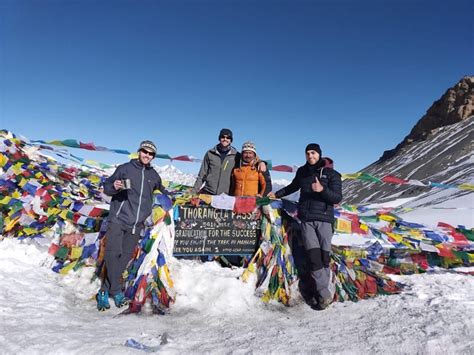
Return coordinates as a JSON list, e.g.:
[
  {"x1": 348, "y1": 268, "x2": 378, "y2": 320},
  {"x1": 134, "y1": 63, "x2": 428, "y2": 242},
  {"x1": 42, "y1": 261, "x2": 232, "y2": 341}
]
[
  {"x1": 115, "y1": 201, "x2": 125, "y2": 217},
  {"x1": 216, "y1": 156, "x2": 228, "y2": 194},
  {"x1": 132, "y1": 166, "x2": 145, "y2": 234}
]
